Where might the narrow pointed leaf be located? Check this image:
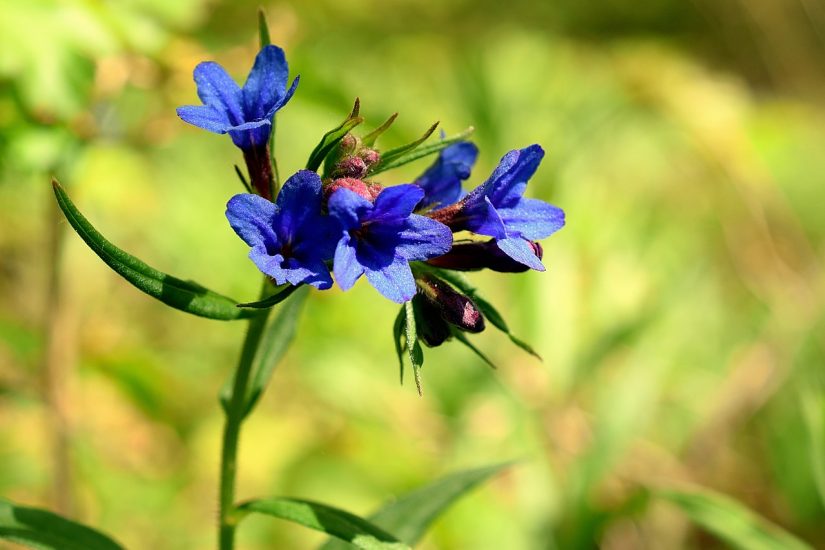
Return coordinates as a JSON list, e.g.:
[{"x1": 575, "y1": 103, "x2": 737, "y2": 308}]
[
  {"x1": 307, "y1": 98, "x2": 363, "y2": 172},
  {"x1": 243, "y1": 286, "x2": 309, "y2": 416},
  {"x1": 0, "y1": 498, "x2": 125, "y2": 550},
  {"x1": 658, "y1": 488, "x2": 813, "y2": 550},
  {"x1": 361, "y1": 113, "x2": 398, "y2": 147},
  {"x1": 319, "y1": 463, "x2": 512, "y2": 550},
  {"x1": 234, "y1": 164, "x2": 252, "y2": 193},
  {"x1": 404, "y1": 301, "x2": 424, "y2": 395},
  {"x1": 237, "y1": 284, "x2": 300, "y2": 309},
  {"x1": 451, "y1": 329, "x2": 497, "y2": 369},
  {"x1": 258, "y1": 8, "x2": 271, "y2": 47},
  {"x1": 369, "y1": 127, "x2": 474, "y2": 176},
  {"x1": 52, "y1": 180, "x2": 254, "y2": 321},
  {"x1": 393, "y1": 306, "x2": 406, "y2": 385},
  {"x1": 237, "y1": 498, "x2": 409, "y2": 550}
]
